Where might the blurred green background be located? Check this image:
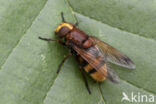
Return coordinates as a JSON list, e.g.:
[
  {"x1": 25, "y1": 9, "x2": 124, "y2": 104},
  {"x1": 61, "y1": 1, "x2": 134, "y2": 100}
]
[{"x1": 0, "y1": 0, "x2": 156, "y2": 104}]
